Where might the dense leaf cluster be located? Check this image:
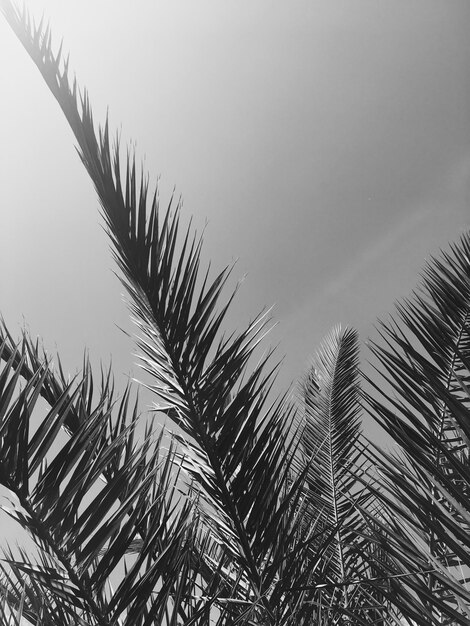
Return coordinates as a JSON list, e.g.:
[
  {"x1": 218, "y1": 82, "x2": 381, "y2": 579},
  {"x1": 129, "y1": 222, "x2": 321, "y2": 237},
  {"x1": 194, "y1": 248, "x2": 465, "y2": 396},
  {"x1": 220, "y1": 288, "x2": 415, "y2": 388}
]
[{"x1": 1, "y1": 2, "x2": 470, "y2": 624}]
